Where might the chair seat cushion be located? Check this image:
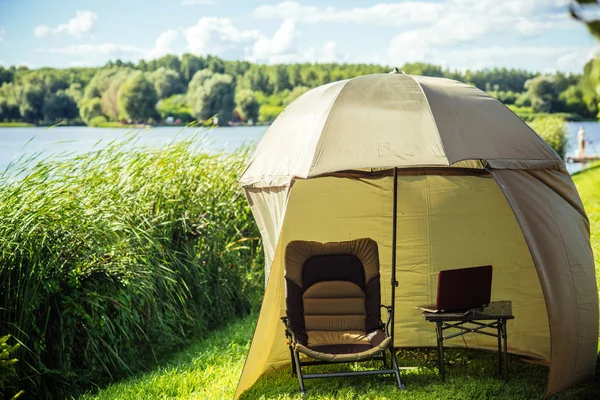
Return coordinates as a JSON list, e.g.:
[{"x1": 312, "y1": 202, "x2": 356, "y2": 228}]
[{"x1": 295, "y1": 334, "x2": 392, "y2": 362}]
